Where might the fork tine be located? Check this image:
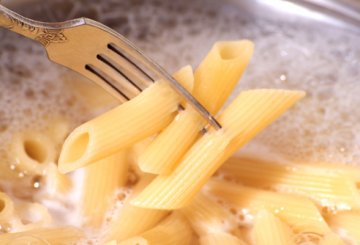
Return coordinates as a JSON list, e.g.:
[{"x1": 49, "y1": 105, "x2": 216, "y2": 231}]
[
  {"x1": 90, "y1": 58, "x2": 141, "y2": 100},
  {"x1": 97, "y1": 54, "x2": 143, "y2": 92},
  {"x1": 100, "y1": 50, "x2": 153, "y2": 91},
  {"x1": 84, "y1": 64, "x2": 130, "y2": 103},
  {"x1": 107, "y1": 43, "x2": 155, "y2": 83}
]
